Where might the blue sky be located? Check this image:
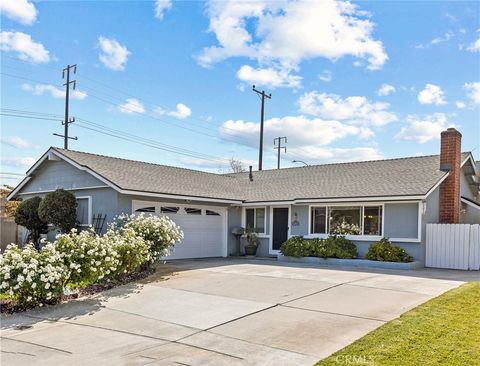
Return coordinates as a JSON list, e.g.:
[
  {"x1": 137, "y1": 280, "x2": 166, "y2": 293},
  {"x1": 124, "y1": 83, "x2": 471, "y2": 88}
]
[{"x1": 1, "y1": 0, "x2": 479, "y2": 186}]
